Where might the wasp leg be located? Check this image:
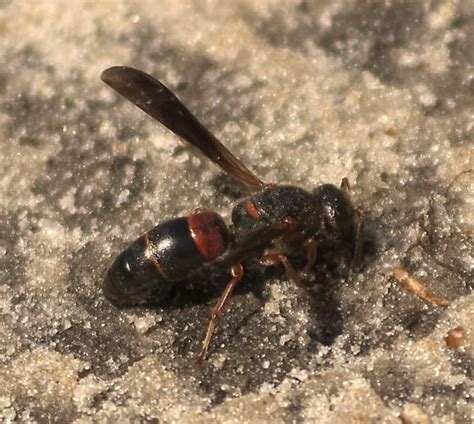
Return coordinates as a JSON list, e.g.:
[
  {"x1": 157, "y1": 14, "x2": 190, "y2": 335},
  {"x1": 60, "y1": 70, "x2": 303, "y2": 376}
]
[
  {"x1": 261, "y1": 254, "x2": 305, "y2": 288},
  {"x1": 340, "y1": 178, "x2": 365, "y2": 270},
  {"x1": 391, "y1": 267, "x2": 449, "y2": 306},
  {"x1": 303, "y1": 237, "x2": 317, "y2": 274},
  {"x1": 197, "y1": 263, "x2": 244, "y2": 363}
]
